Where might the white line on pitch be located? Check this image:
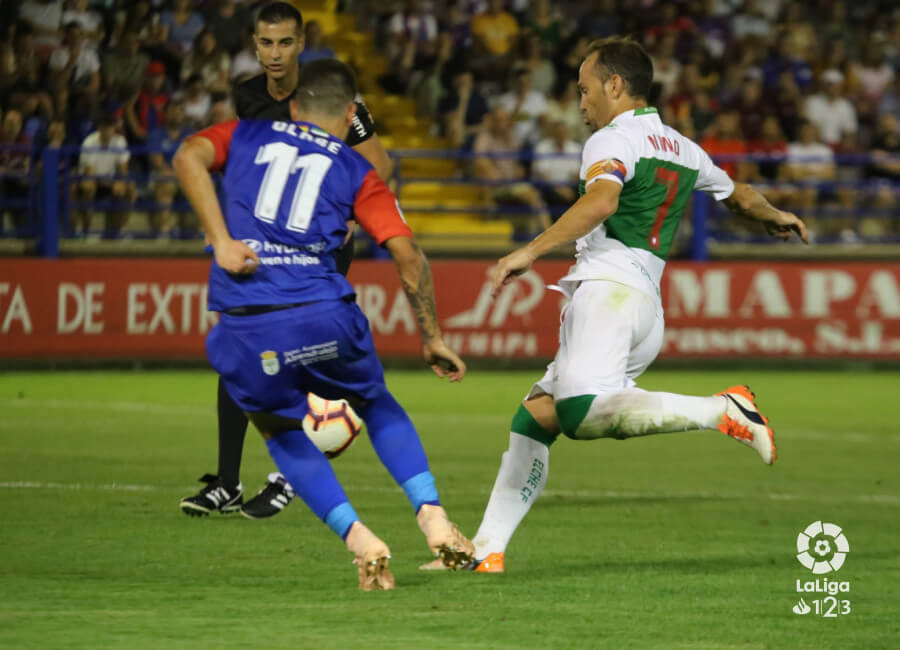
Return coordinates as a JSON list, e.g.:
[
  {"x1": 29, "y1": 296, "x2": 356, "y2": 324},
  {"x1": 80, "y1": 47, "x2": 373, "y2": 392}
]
[
  {"x1": 0, "y1": 481, "x2": 896, "y2": 505},
  {"x1": 2, "y1": 398, "x2": 898, "y2": 443}
]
